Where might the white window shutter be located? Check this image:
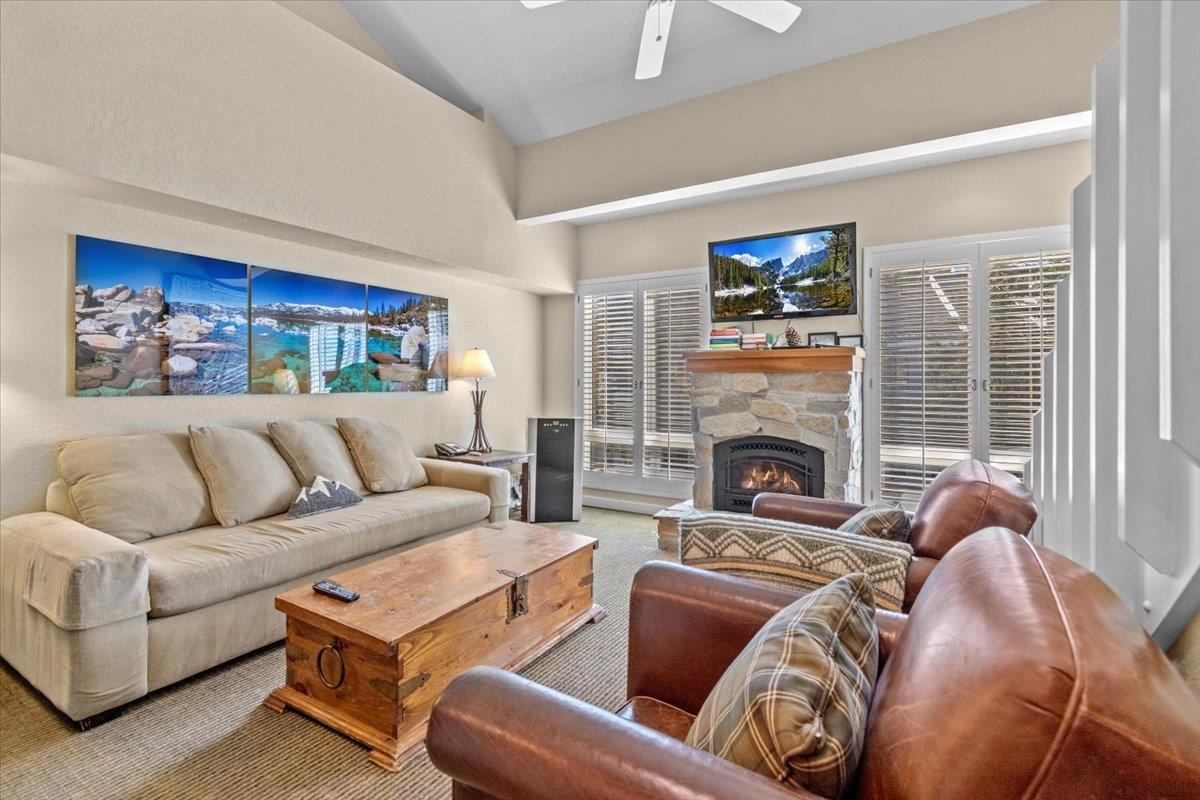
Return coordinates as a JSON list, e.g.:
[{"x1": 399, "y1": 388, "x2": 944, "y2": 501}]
[
  {"x1": 876, "y1": 259, "x2": 973, "y2": 507},
  {"x1": 642, "y1": 284, "x2": 703, "y2": 481},
  {"x1": 580, "y1": 290, "x2": 636, "y2": 476},
  {"x1": 985, "y1": 251, "x2": 1071, "y2": 475}
]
